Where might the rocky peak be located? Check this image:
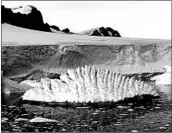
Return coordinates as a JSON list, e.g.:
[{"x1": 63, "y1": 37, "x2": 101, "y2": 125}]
[
  {"x1": 1, "y1": 5, "x2": 51, "y2": 32},
  {"x1": 79, "y1": 26, "x2": 121, "y2": 37},
  {"x1": 62, "y1": 28, "x2": 70, "y2": 33}
]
